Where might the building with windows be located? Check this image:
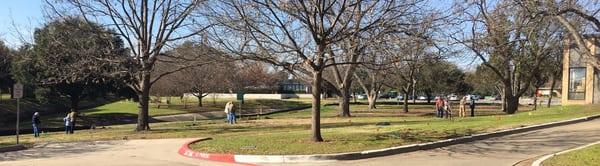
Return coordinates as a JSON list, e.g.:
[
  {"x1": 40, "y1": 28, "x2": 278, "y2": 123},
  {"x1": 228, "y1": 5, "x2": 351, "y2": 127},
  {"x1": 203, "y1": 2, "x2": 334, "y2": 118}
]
[{"x1": 562, "y1": 35, "x2": 600, "y2": 105}]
